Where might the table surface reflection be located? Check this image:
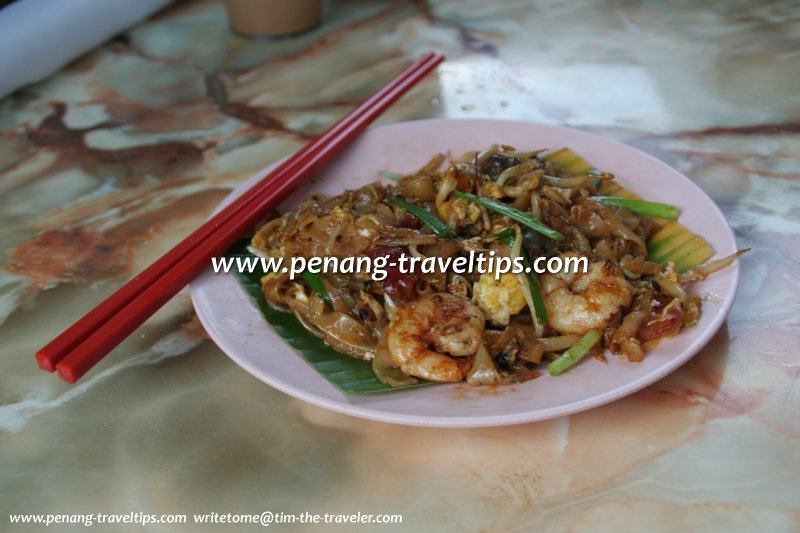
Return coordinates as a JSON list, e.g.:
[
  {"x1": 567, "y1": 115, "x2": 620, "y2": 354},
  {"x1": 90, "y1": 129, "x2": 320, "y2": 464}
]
[{"x1": 1, "y1": 1, "x2": 797, "y2": 531}]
